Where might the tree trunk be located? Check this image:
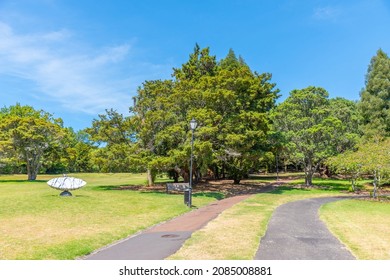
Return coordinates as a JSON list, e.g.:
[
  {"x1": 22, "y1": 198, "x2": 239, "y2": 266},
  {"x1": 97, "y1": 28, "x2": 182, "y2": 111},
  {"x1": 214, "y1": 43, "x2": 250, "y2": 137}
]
[
  {"x1": 27, "y1": 164, "x2": 38, "y2": 181},
  {"x1": 232, "y1": 172, "x2": 242, "y2": 184},
  {"x1": 214, "y1": 165, "x2": 219, "y2": 179},
  {"x1": 182, "y1": 170, "x2": 189, "y2": 183},
  {"x1": 173, "y1": 171, "x2": 179, "y2": 183},
  {"x1": 373, "y1": 170, "x2": 379, "y2": 198},
  {"x1": 147, "y1": 168, "x2": 153, "y2": 186},
  {"x1": 276, "y1": 152, "x2": 279, "y2": 181},
  {"x1": 26, "y1": 156, "x2": 40, "y2": 181},
  {"x1": 305, "y1": 166, "x2": 314, "y2": 186}
]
